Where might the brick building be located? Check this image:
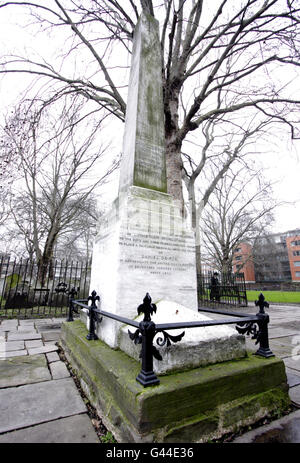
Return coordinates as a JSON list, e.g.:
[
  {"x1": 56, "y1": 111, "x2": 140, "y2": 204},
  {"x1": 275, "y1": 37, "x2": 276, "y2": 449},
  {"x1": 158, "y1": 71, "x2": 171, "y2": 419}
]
[
  {"x1": 232, "y1": 228, "x2": 300, "y2": 283},
  {"x1": 286, "y1": 234, "x2": 300, "y2": 282},
  {"x1": 232, "y1": 243, "x2": 255, "y2": 283}
]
